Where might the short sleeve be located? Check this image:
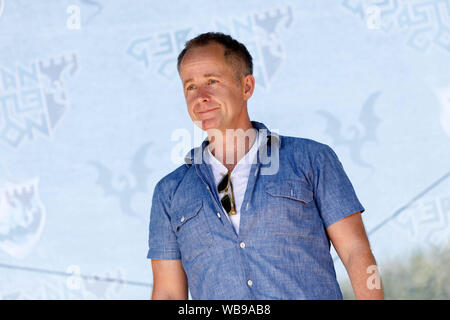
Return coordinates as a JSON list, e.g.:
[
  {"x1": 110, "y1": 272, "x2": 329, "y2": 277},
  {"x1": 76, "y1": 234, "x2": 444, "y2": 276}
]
[
  {"x1": 312, "y1": 144, "x2": 365, "y2": 228},
  {"x1": 147, "y1": 179, "x2": 181, "y2": 260}
]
